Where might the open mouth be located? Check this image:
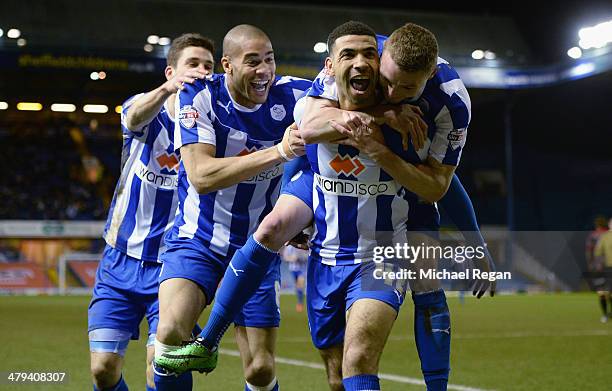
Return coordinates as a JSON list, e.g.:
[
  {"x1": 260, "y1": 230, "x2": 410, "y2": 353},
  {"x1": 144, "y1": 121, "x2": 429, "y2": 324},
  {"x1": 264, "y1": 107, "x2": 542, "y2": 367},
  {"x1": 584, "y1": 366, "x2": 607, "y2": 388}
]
[
  {"x1": 349, "y1": 75, "x2": 370, "y2": 92},
  {"x1": 251, "y1": 80, "x2": 269, "y2": 93}
]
